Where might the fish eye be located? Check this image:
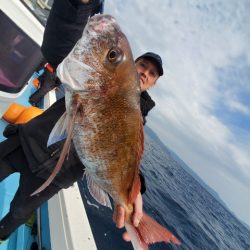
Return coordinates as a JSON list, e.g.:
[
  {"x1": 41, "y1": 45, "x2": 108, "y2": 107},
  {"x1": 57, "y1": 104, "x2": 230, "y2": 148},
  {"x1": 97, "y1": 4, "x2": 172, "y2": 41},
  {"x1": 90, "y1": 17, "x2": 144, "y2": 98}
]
[{"x1": 107, "y1": 48, "x2": 123, "y2": 63}]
